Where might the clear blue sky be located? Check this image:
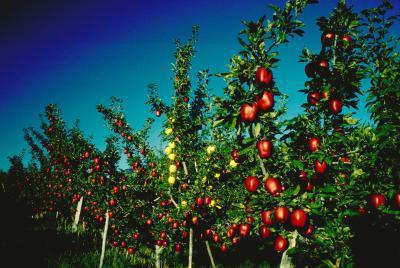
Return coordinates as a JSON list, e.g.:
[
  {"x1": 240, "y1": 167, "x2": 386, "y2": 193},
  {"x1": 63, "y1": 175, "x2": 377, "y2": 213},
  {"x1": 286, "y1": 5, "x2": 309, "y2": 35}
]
[{"x1": 0, "y1": 0, "x2": 398, "y2": 170}]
